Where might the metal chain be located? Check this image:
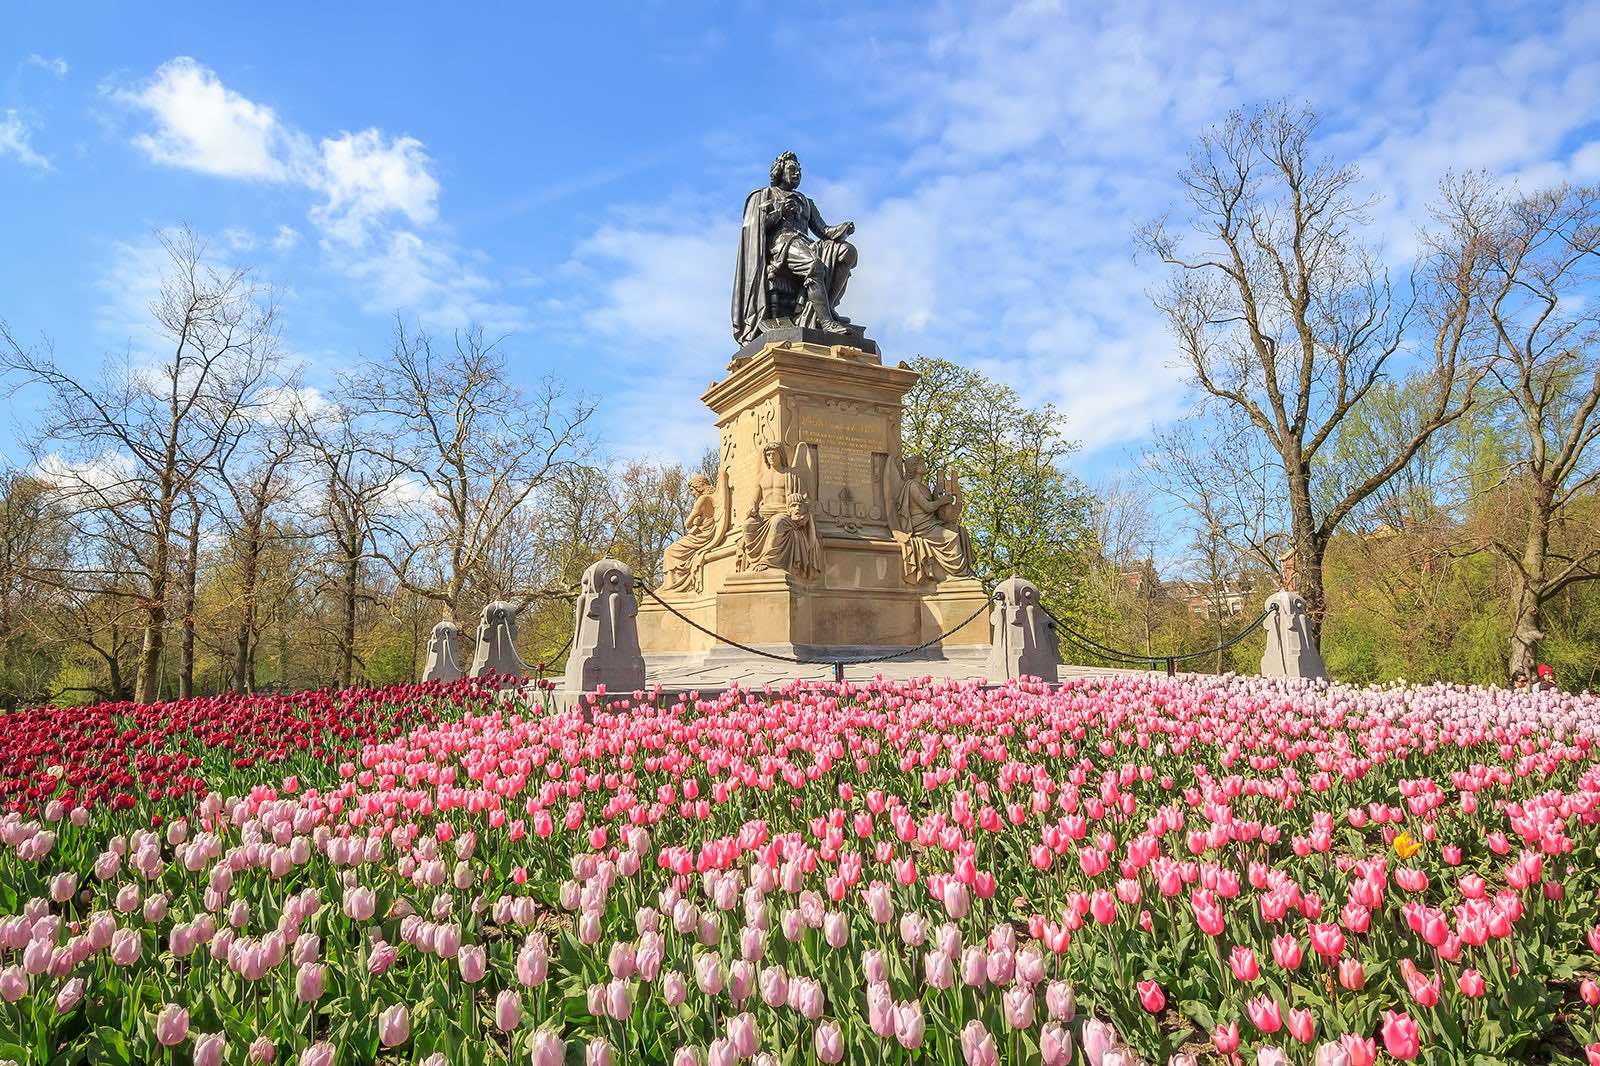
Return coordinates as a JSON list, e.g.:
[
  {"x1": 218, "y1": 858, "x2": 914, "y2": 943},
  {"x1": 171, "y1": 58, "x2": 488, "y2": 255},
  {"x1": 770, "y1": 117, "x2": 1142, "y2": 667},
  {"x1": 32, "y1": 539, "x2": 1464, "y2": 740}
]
[
  {"x1": 636, "y1": 580, "x2": 997, "y2": 673},
  {"x1": 1039, "y1": 601, "x2": 1276, "y2": 669}
]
